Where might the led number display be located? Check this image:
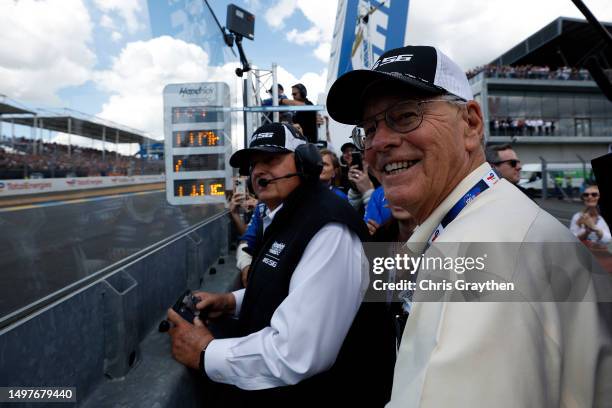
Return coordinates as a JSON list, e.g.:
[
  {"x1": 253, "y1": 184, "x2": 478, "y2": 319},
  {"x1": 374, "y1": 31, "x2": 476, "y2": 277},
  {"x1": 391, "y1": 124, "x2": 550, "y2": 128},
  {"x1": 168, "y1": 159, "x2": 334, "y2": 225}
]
[
  {"x1": 173, "y1": 179, "x2": 225, "y2": 197},
  {"x1": 173, "y1": 130, "x2": 223, "y2": 147}
]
